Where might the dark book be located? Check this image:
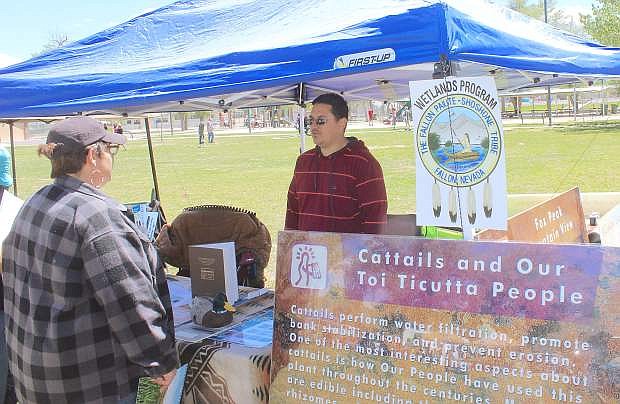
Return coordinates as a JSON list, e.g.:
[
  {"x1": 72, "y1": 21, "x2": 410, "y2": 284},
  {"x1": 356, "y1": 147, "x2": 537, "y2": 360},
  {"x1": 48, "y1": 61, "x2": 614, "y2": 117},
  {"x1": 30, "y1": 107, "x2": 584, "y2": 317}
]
[{"x1": 188, "y1": 242, "x2": 238, "y2": 303}]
